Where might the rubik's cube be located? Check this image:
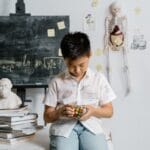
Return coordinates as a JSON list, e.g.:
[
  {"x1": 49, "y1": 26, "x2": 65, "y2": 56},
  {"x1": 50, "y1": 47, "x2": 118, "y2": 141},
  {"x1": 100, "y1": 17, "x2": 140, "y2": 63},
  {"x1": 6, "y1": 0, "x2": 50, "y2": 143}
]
[{"x1": 73, "y1": 106, "x2": 87, "y2": 119}]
